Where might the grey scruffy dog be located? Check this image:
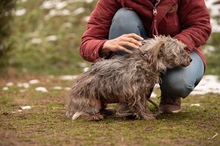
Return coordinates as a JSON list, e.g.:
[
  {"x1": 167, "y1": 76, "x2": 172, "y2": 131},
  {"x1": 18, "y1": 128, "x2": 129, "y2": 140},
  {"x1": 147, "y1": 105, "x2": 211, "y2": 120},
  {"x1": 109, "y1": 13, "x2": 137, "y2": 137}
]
[{"x1": 66, "y1": 35, "x2": 192, "y2": 121}]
